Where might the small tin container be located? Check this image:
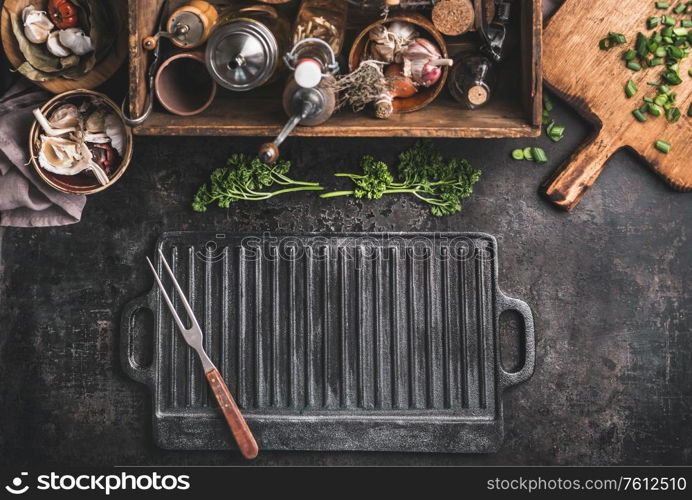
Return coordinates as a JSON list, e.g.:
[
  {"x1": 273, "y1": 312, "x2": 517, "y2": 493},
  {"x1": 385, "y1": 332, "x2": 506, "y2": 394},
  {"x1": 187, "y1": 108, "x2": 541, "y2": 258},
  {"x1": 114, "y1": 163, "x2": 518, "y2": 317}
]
[{"x1": 205, "y1": 4, "x2": 290, "y2": 92}]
